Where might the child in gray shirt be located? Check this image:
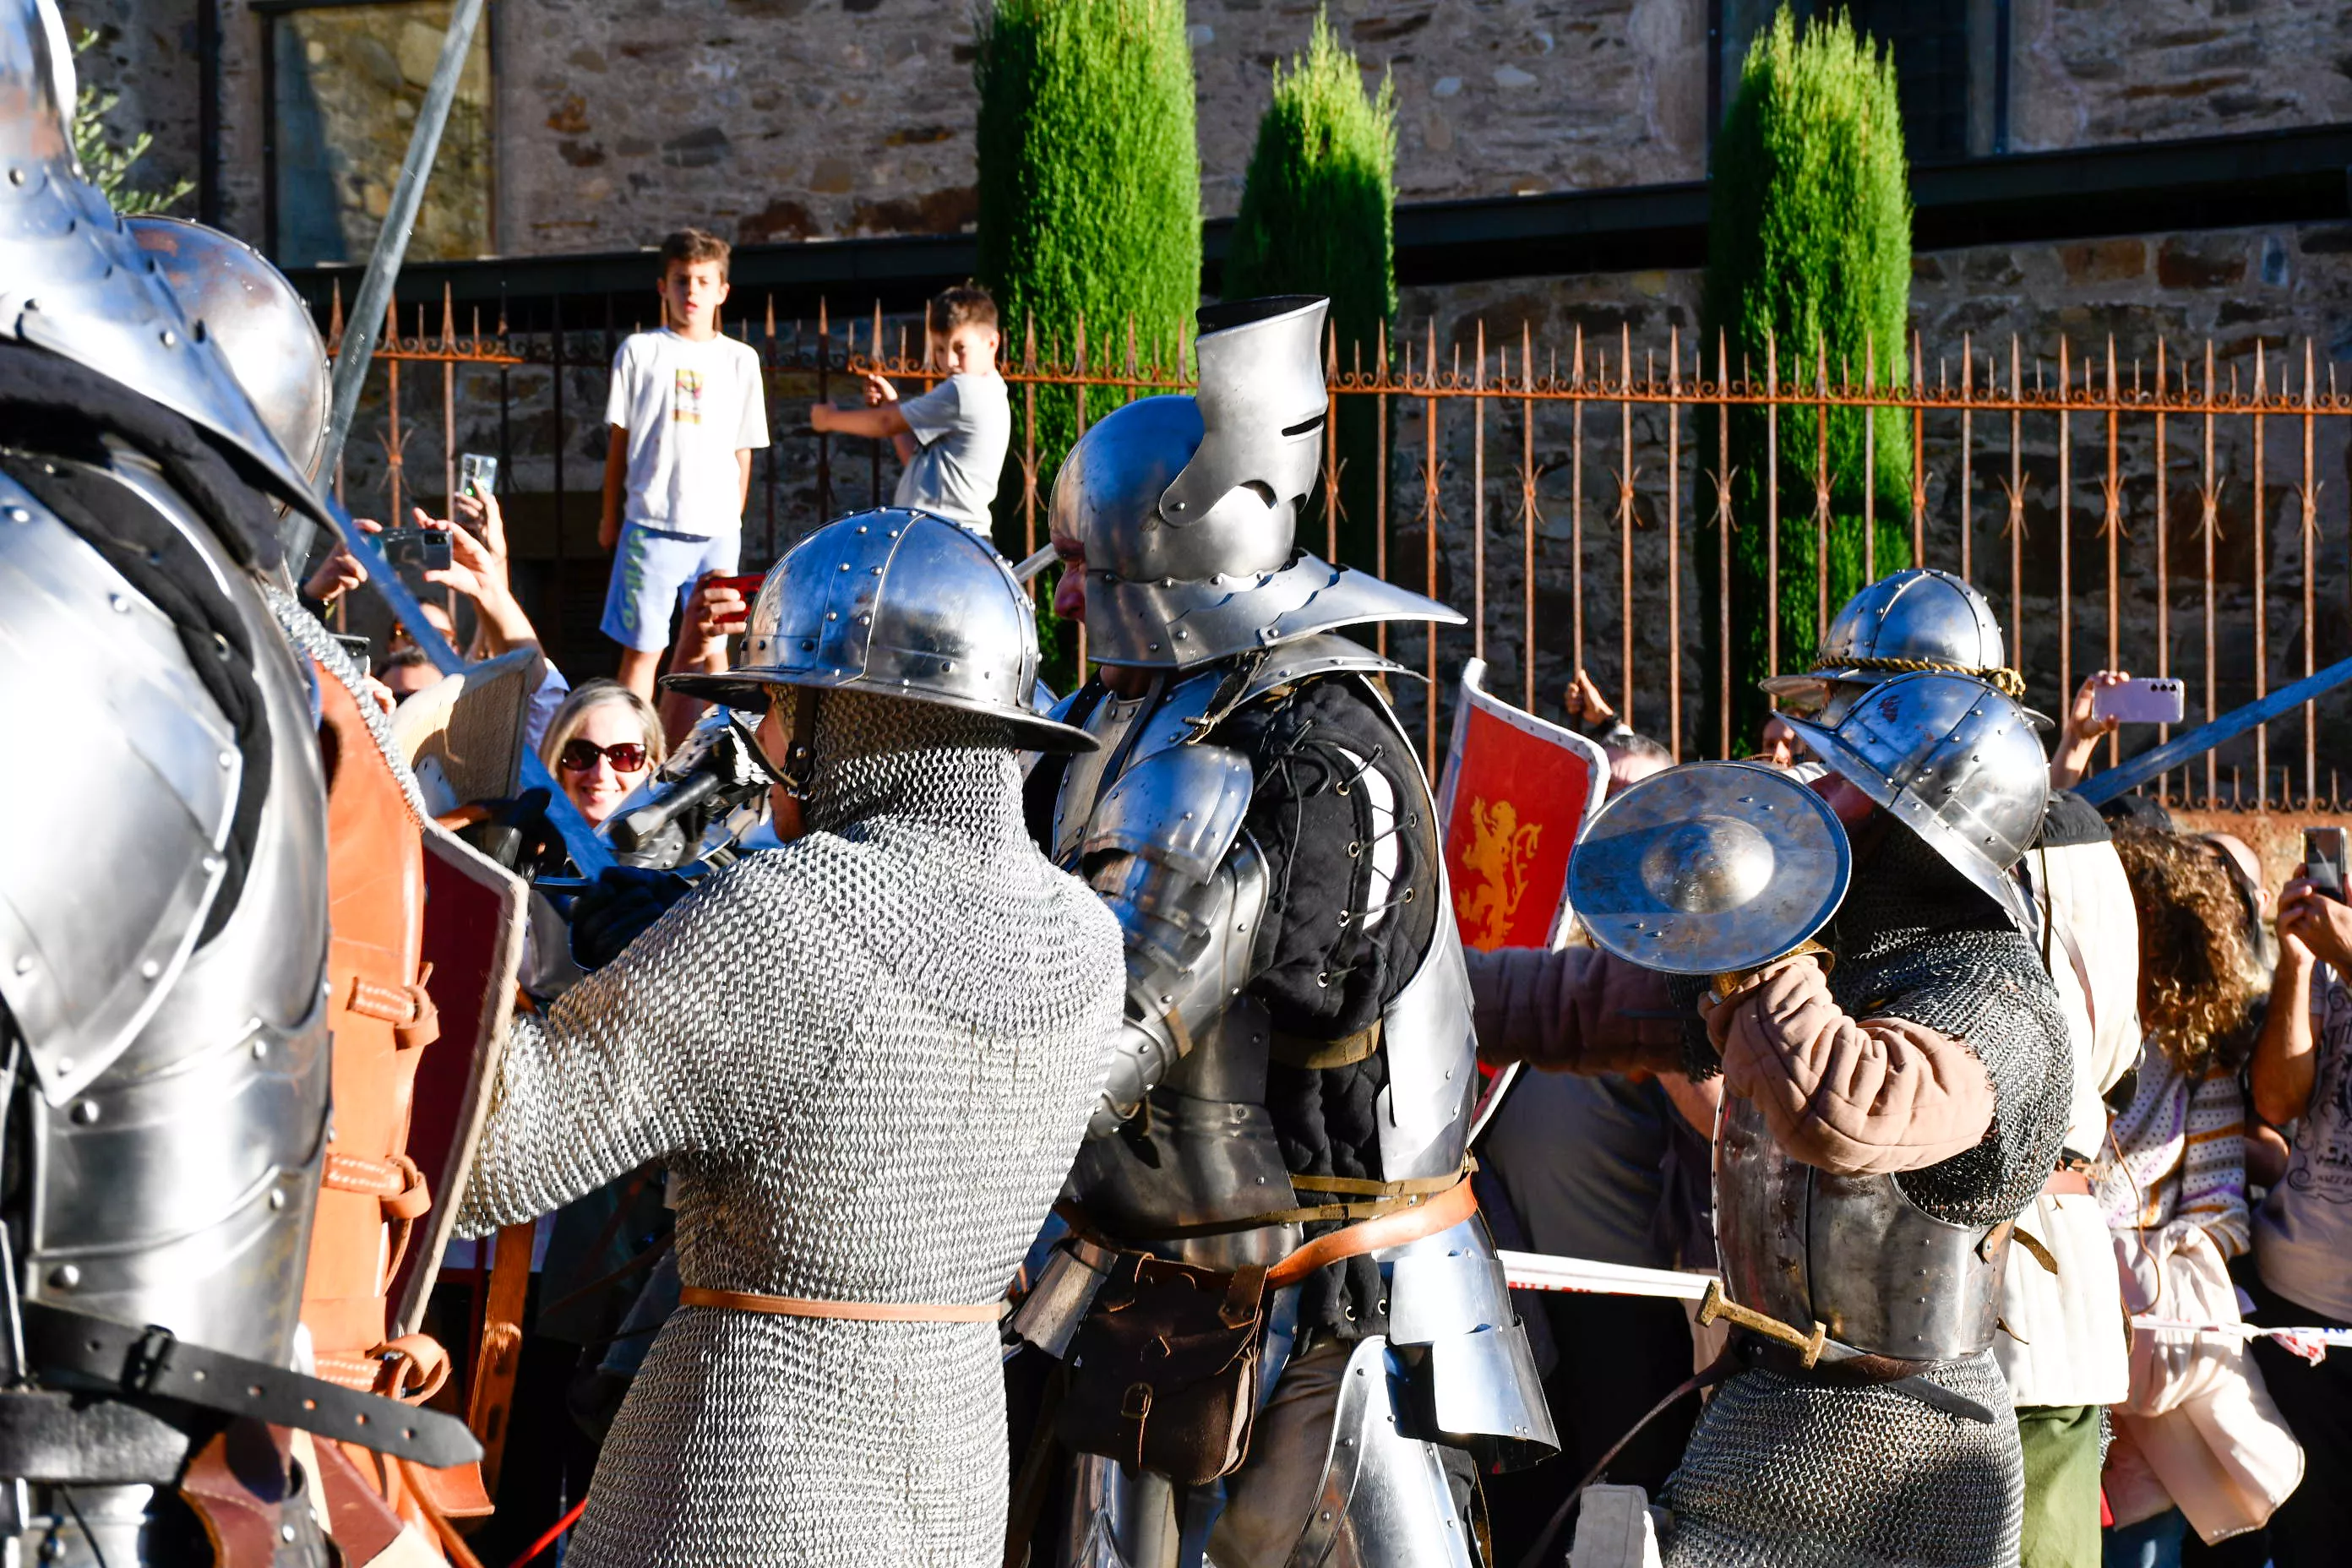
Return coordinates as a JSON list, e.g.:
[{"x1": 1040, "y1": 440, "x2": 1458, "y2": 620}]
[{"x1": 812, "y1": 284, "x2": 1009, "y2": 540}]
